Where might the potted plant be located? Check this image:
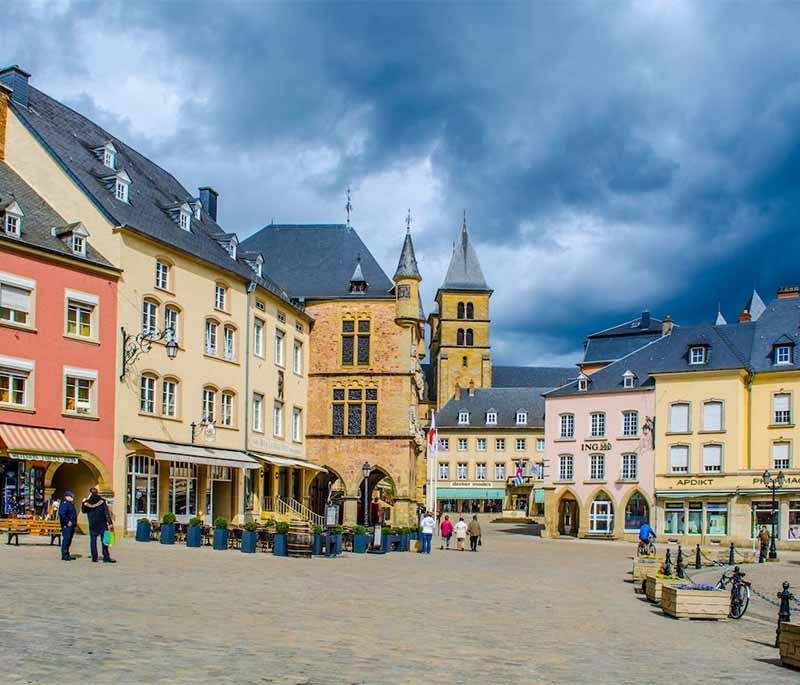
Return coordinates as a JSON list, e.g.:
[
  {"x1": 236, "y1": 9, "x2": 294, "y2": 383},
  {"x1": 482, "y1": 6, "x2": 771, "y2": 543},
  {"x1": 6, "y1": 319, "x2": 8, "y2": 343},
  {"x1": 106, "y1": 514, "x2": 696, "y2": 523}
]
[
  {"x1": 331, "y1": 525, "x2": 344, "y2": 555},
  {"x1": 186, "y1": 516, "x2": 203, "y2": 548},
  {"x1": 381, "y1": 526, "x2": 394, "y2": 553},
  {"x1": 160, "y1": 512, "x2": 177, "y2": 544},
  {"x1": 312, "y1": 524, "x2": 324, "y2": 555},
  {"x1": 398, "y1": 527, "x2": 410, "y2": 552},
  {"x1": 273, "y1": 521, "x2": 289, "y2": 556},
  {"x1": 352, "y1": 524, "x2": 368, "y2": 553},
  {"x1": 213, "y1": 516, "x2": 229, "y2": 550},
  {"x1": 241, "y1": 520, "x2": 258, "y2": 553},
  {"x1": 135, "y1": 518, "x2": 151, "y2": 543}
]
